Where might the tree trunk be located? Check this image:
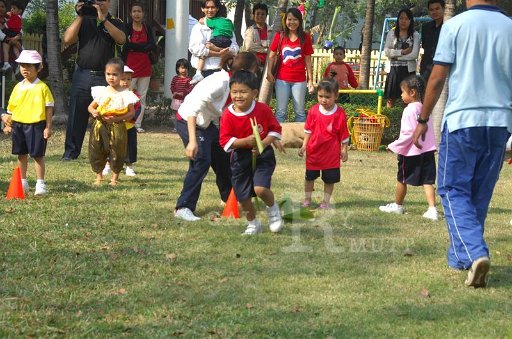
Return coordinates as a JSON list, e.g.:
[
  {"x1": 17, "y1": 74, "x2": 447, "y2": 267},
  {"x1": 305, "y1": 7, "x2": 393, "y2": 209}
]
[
  {"x1": 258, "y1": 0, "x2": 288, "y2": 105},
  {"x1": 432, "y1": 0, "x2": 455, "y2": 145},
  {"x1": 46, "y1": 0, "x2": 67, "y2": 125},
  {"x1": 359, "y1": 0, "x2": 375, "y2": 89},
  {"x1": 233, "y1": 0, "x2": 245, "y2": 46},
  {"x1": 244, "y1": 2, "x2": 254, "y2": 29},
  {"x1": 109, "y1": 0, "x2": 119, "y2": 16}
]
